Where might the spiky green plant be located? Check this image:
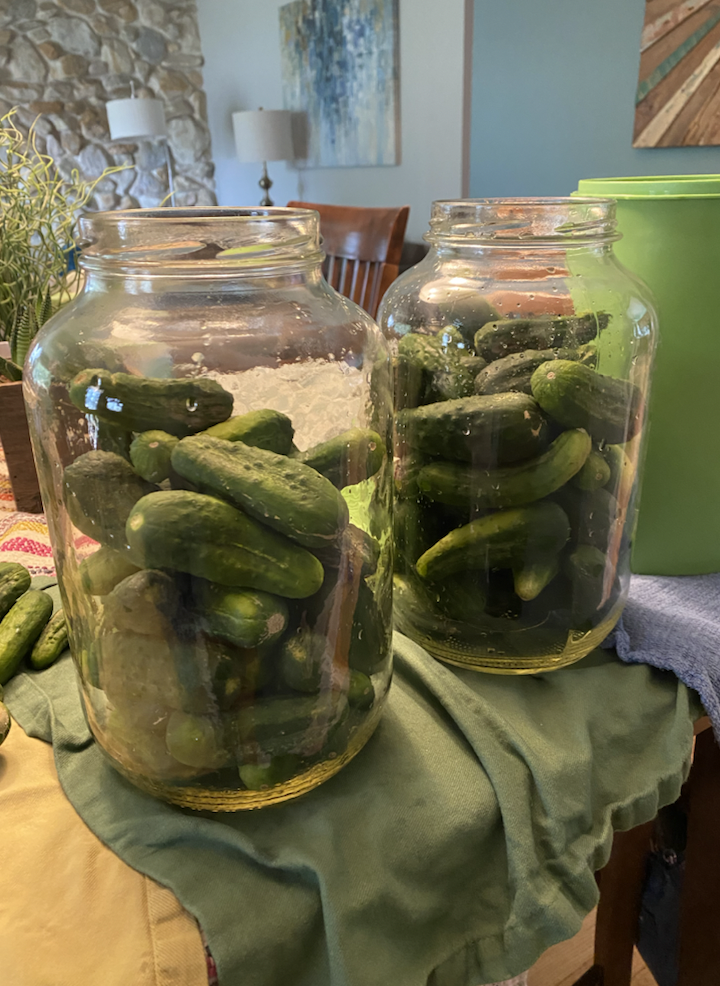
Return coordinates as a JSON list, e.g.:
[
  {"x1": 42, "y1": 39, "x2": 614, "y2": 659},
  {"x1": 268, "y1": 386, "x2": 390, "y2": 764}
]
[{"x1": 0, "y1": 108, "x2": 123, "y2": 381}]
